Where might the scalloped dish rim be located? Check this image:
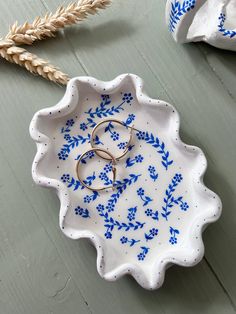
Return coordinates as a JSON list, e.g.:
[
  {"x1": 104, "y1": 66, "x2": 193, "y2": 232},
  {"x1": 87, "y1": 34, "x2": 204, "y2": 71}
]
[{"x1": 29, "y1": 73, "x2": 222, "y2": 290}]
